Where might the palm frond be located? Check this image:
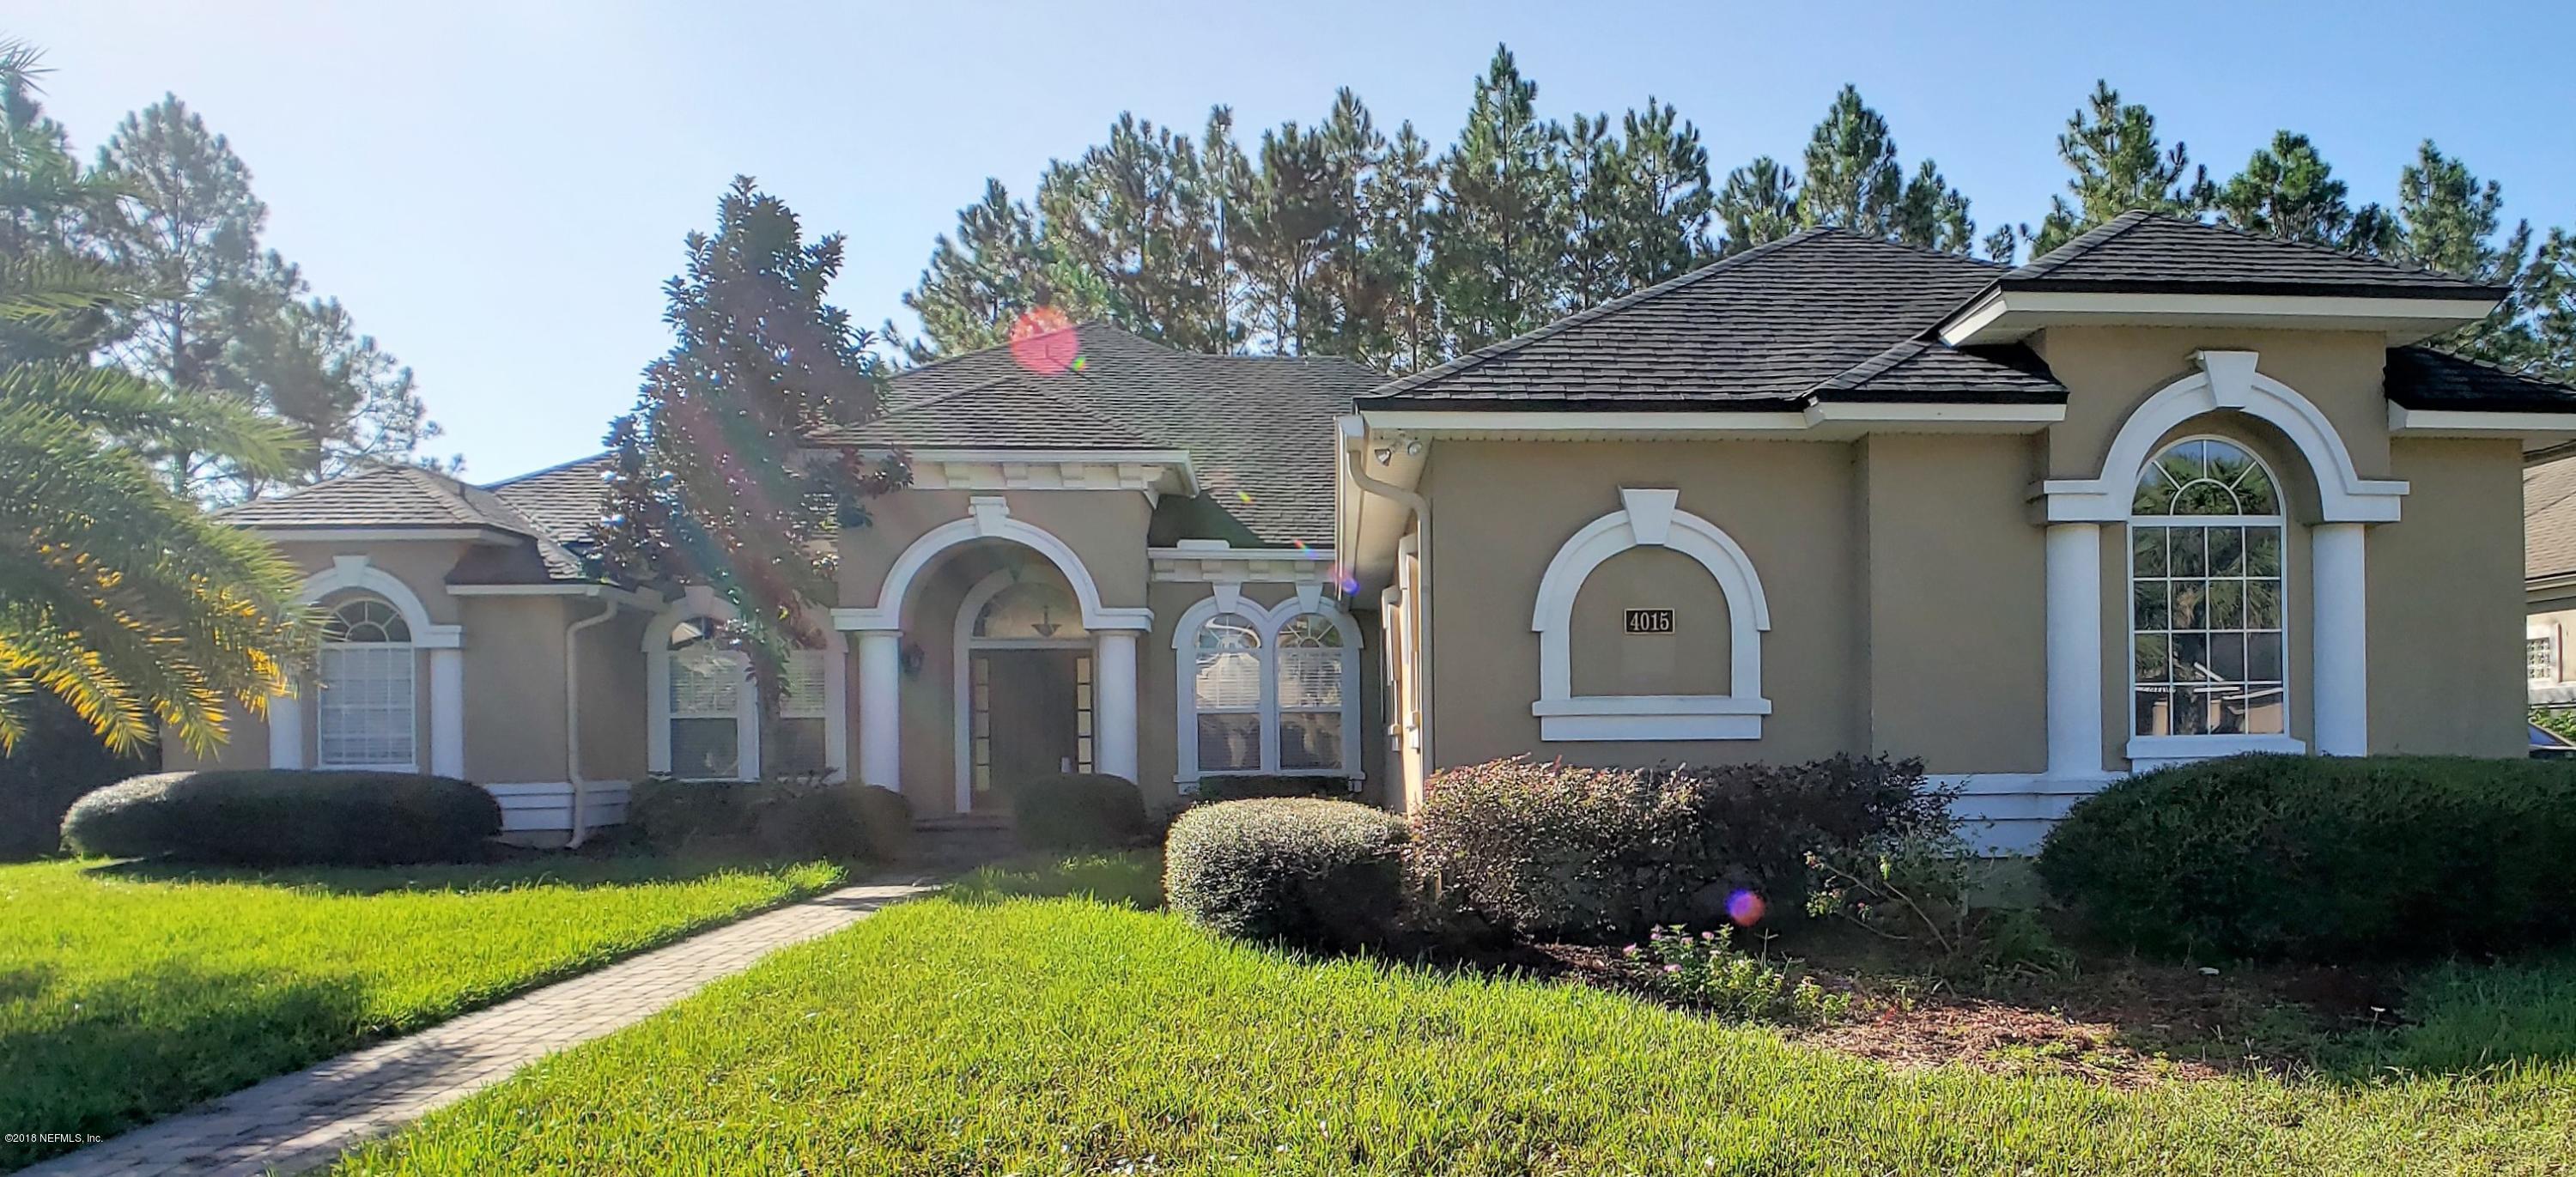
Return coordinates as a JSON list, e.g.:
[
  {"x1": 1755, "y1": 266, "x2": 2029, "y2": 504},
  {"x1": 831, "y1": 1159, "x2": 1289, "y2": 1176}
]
[{"x1": 1, "y1": 362, "x2": 307, "y2": 478}]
